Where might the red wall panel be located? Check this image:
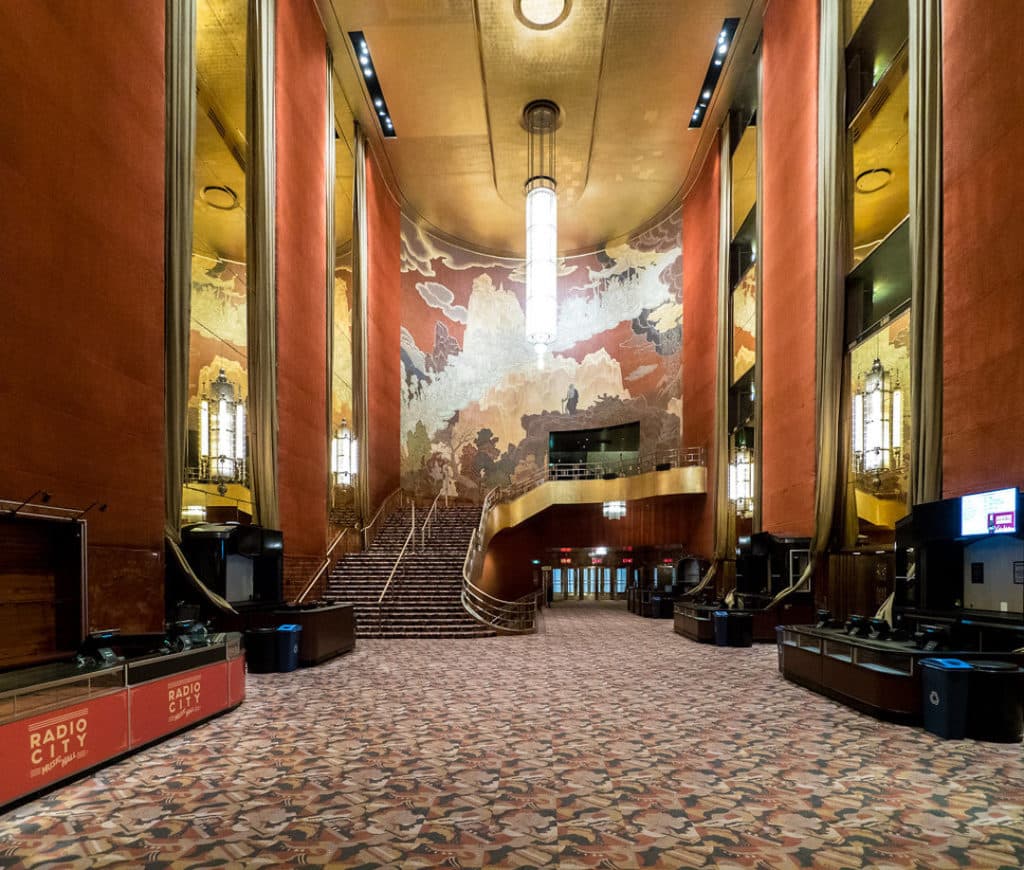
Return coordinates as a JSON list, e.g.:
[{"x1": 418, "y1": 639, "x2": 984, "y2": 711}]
[
  {"x1": 275, "y1": 0, "x2": 328, "y2": 559},
  {"x1": 760, "y1": 0, "x2": 819, "y2": 535},
  {"x1": 941, "y1": 0, "x2": 1024, "y2": 498},
  {"x1": 365, "y1": 152, "x2": 402, "y2": 515},
  {"x1": 0, "y1": 2, "x2": 166, "y2": 632},
  {"x1": 681, "y1": 137, "x2": 721, "y2": 558}
]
